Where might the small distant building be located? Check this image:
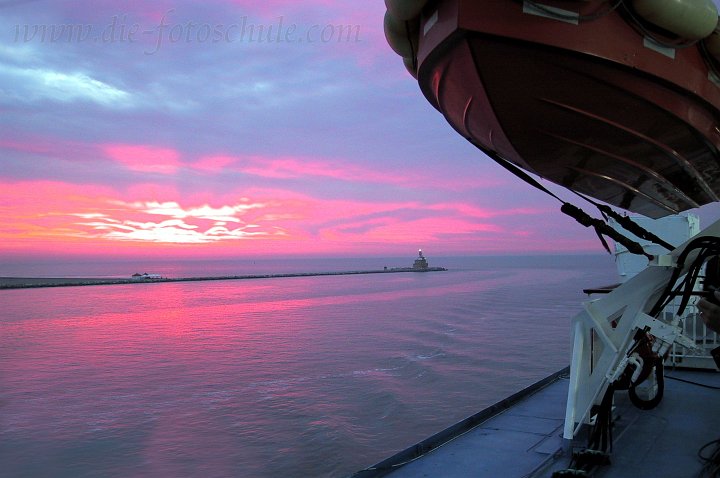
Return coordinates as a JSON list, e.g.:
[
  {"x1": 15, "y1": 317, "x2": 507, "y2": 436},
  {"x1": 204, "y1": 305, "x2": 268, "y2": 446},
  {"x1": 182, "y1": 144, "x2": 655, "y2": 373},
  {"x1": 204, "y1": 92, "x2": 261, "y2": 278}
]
[{"x1": 413, "y1": 249, "x2": 429, "y2": 270}]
